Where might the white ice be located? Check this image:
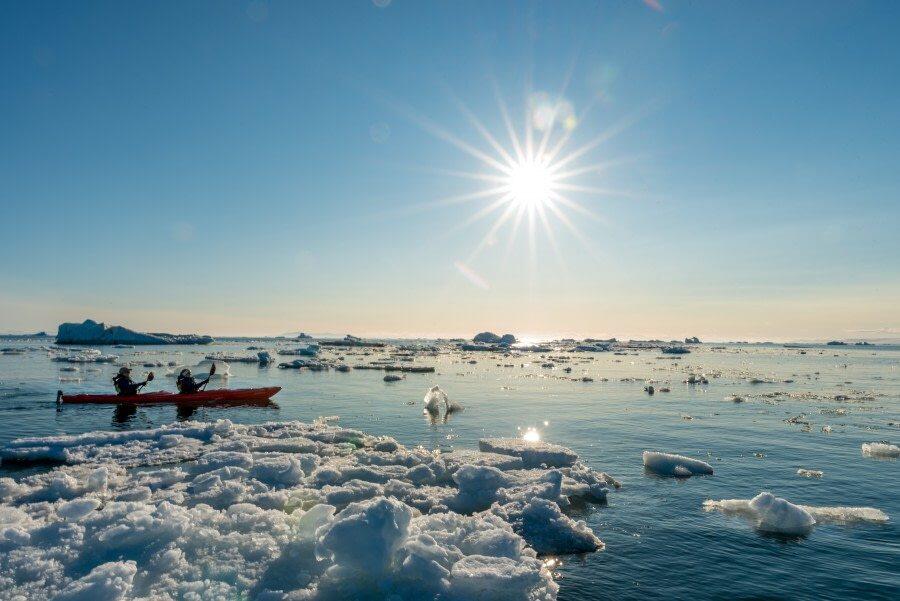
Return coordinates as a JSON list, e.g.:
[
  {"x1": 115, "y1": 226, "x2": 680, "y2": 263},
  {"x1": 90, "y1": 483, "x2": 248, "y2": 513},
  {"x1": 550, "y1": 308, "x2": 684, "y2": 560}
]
[
  {"x1": 0, "y1": 419, "x2": 615, "y2": 600},
  {"x1": 704, "y1": 491, "x2": 889, "y2": 534},
  {"x1": 642, "y1": 451, "x2": 714, "y2": 477},
  {"x1": 861, "y1": 442, "x2": 900, "y2": 458},
  {"x1": 479, "y1": 439, "x2": 579, "y2": 468}
]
